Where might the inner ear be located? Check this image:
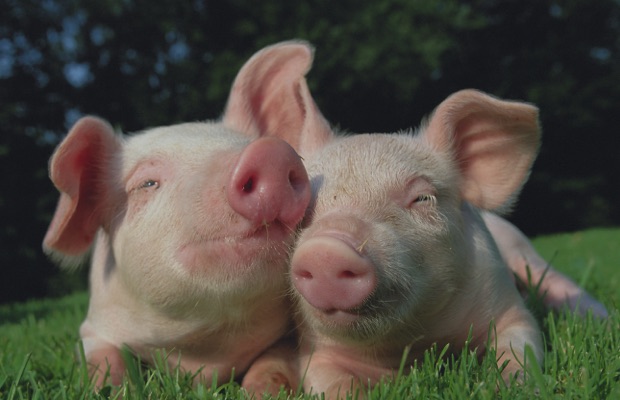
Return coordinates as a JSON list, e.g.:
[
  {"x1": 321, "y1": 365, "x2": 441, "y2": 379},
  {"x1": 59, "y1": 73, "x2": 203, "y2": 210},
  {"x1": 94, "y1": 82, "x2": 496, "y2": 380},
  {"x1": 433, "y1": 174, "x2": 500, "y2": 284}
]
[
  {"x1": 43, "y1": 116, "x2": 121, "y2": 258},
  {"x1": 222, "y1": 41, "x2": 334, "y2": 158},
  {"x1": 223, "y1": 41, "x2": 315, "y2": 139},
  {"x1": 423, "y1": 90, "x2": 541, "y2": 212}
]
